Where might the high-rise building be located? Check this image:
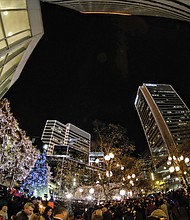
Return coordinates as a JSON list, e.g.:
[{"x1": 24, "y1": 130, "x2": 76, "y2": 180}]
[
  {"x1": 135, "y1": 83, "x2": 190, "y2": 169},
  {"x1": 0, "y1": 0, "x2": 43, "y2": 98},
  {"x1": 41, "y1": 120, "x2": 66, "y2": 155},
  {"x1": 41, "y1": 120, "x2": 92, "y2": 194},
  {"x1": 41, "y1": 120, "x2": 91, "y2": 156}
]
